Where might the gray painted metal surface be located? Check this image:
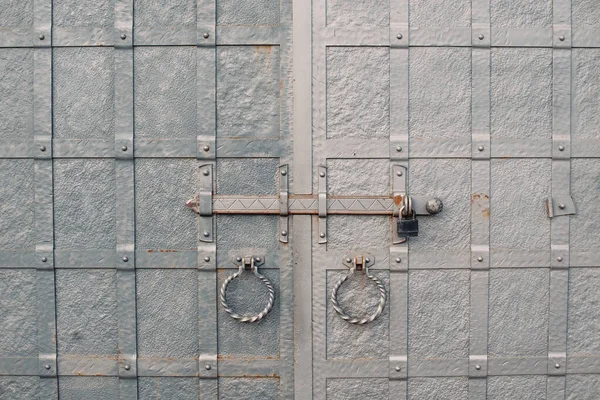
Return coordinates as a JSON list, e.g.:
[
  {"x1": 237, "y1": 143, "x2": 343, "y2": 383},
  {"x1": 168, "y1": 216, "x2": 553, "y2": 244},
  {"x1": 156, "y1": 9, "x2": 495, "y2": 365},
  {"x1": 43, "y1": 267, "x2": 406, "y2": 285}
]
[{"x1": 1, "y1": 0, "x2": 599, "y2": 399}]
